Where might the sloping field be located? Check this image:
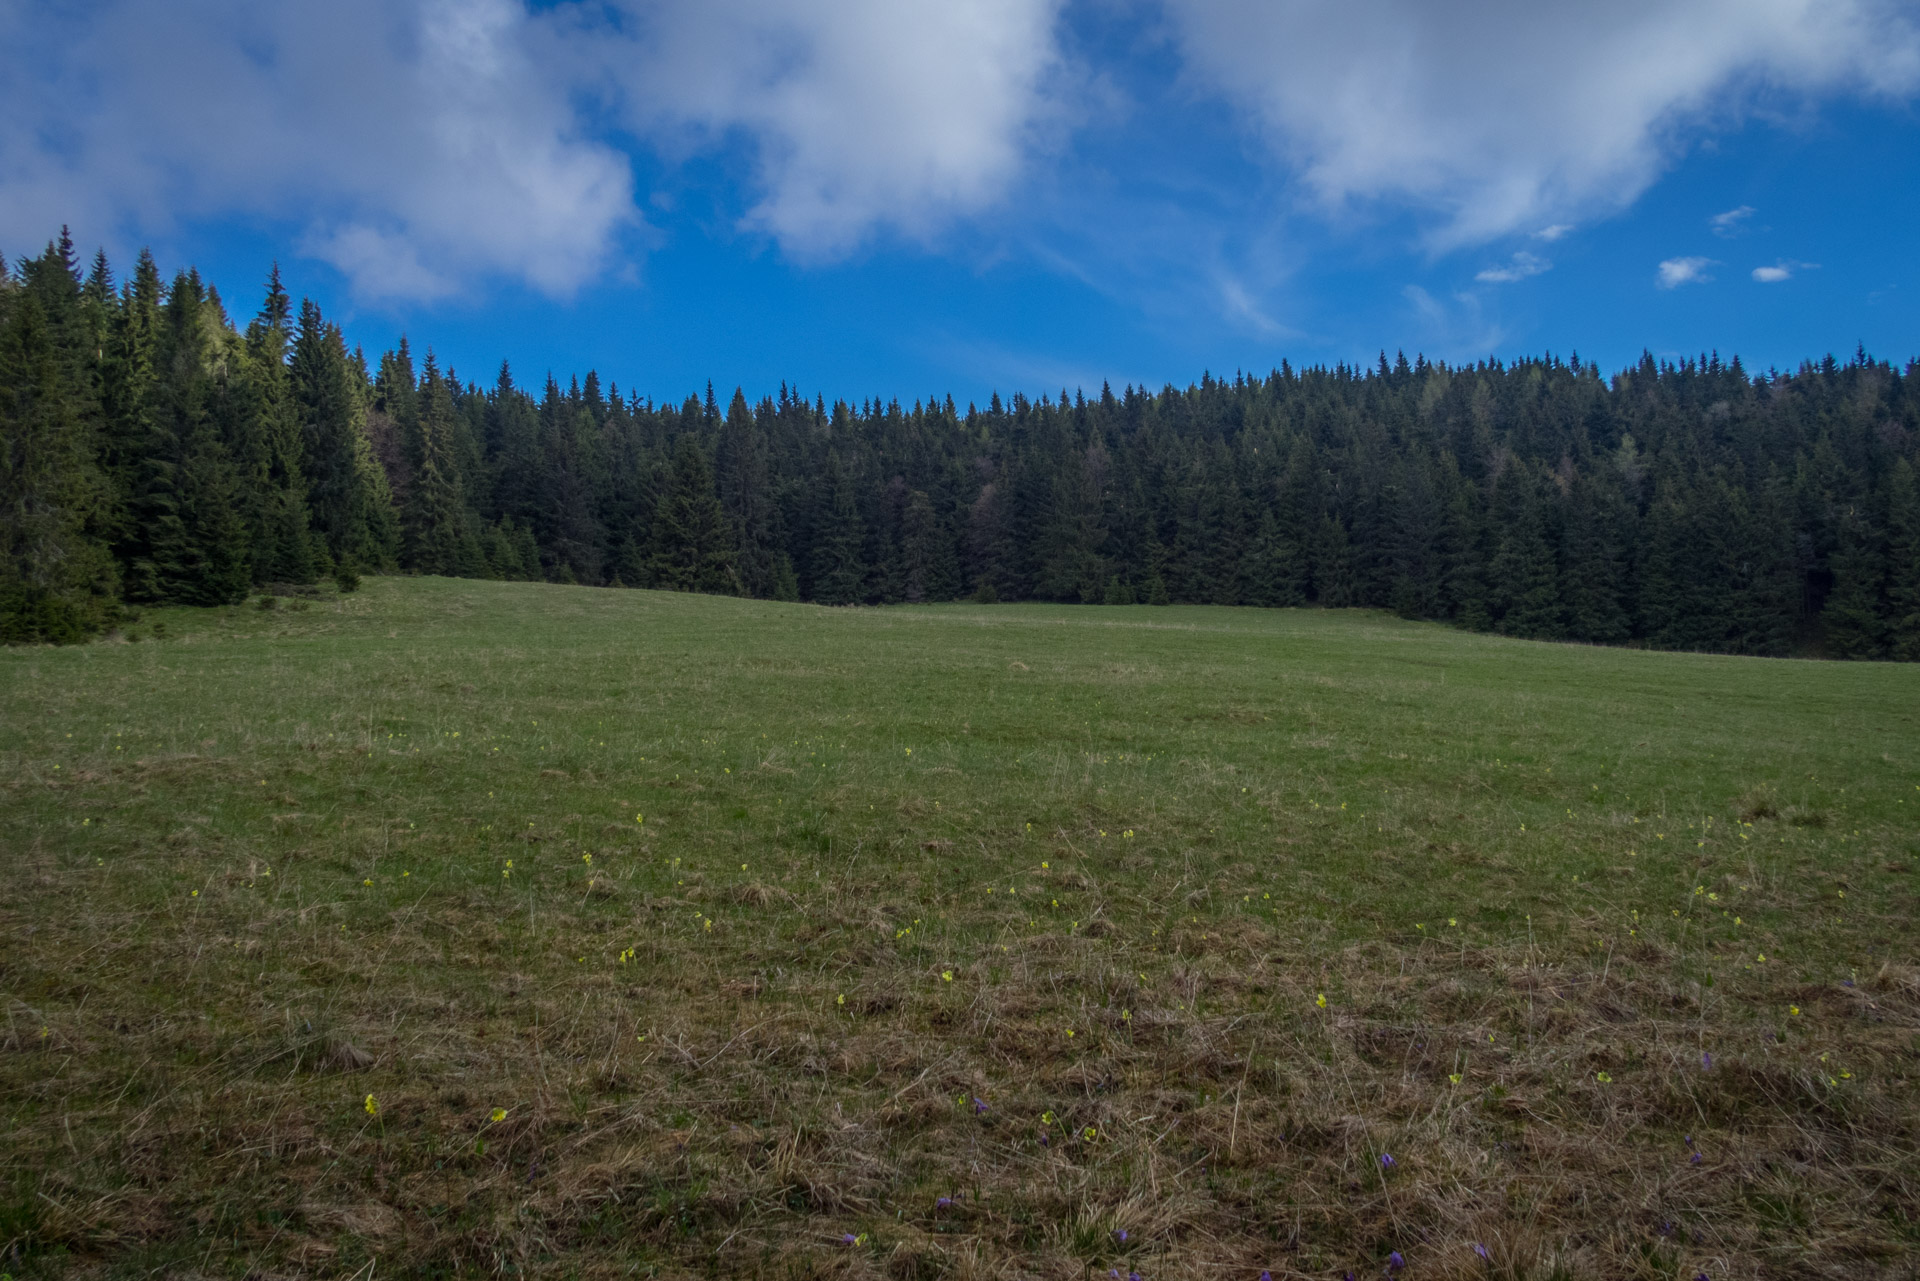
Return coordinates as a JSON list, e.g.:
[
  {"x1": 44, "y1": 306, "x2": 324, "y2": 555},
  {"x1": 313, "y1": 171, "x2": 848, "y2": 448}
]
[{"x1": 2, "y1": 578, "x2": 1917, "y2": 1279}]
